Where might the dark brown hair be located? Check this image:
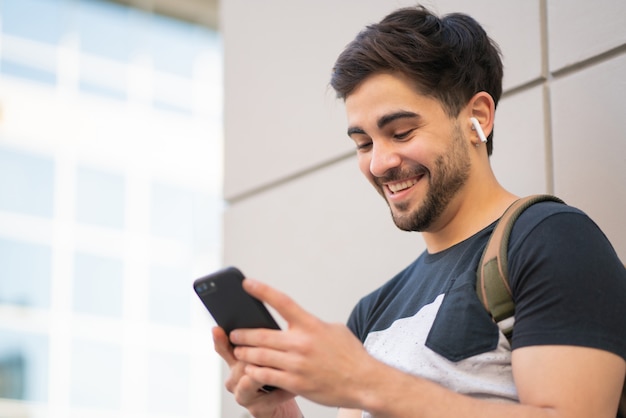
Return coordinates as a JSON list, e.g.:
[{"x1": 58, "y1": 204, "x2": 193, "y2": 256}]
[{"x1": 330, "y1": 5, "x2": 503, "y2": 155}]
